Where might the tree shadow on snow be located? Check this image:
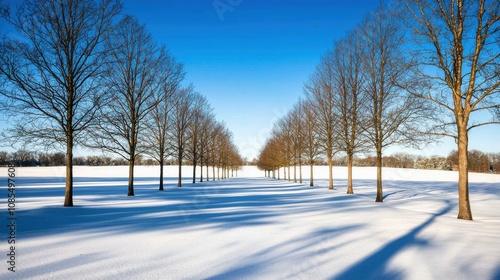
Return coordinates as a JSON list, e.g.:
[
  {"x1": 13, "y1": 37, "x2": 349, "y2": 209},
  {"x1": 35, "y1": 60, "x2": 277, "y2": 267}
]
[
  {"x1": 206, "y1": 225, "x2": 365, "y2": 280},
  {"x1": 7, "y1": 176, "x2": 360, "y2": 238},
  {"x1": 331, "y1": 200, "x2": 453, "y2": 280}
]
